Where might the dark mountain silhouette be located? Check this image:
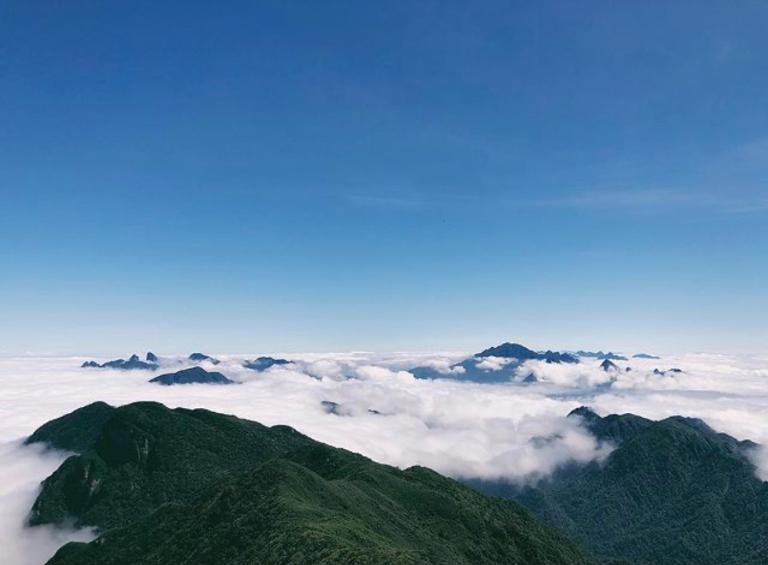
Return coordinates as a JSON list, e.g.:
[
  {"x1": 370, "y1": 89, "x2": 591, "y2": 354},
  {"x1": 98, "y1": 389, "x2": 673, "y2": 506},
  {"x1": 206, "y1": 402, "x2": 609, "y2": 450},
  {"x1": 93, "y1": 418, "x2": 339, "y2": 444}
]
[
  {"x1": 477, "y1": 343, "x2": 578, "y2": 364},
  {"x1": 411, "y1": 342, "x2": 578, "y2": 383},
  {"x1": 81, "y1": 354, "x2": 157, "y2": 370},
  {"x1": 188, "y1": 352, "x2": 220, "y2": 364},
  {"x1": 149, "y1": 366, "x2": 236, "y2": 385},
  {"x1": 243, "y1": 356, "x2": 291, "y2": 371}
]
